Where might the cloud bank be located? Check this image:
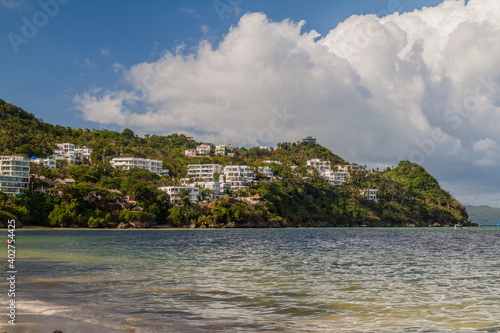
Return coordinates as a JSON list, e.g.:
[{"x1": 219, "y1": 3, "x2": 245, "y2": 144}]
[{"x1": 74, "y1": 0, "x2": 500, "y2": 204}]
